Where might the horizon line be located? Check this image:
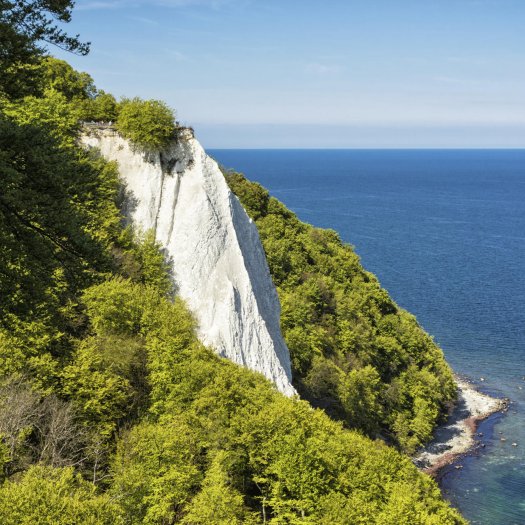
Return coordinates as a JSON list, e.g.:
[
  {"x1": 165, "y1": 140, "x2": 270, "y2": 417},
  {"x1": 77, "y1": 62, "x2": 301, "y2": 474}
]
[{"x1": 206, "y1": 146, "x2": 525, "y2": 150}]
